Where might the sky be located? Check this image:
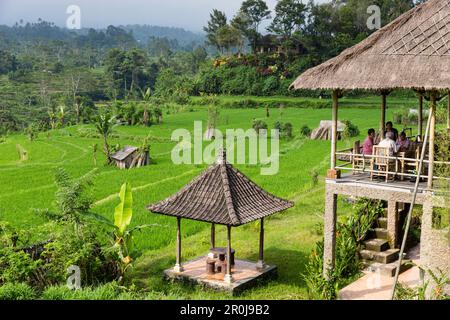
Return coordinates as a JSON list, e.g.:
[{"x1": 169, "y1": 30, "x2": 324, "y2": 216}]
[{"x1": 0, "y1": 0, "x2": 326, "y2": 32}]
